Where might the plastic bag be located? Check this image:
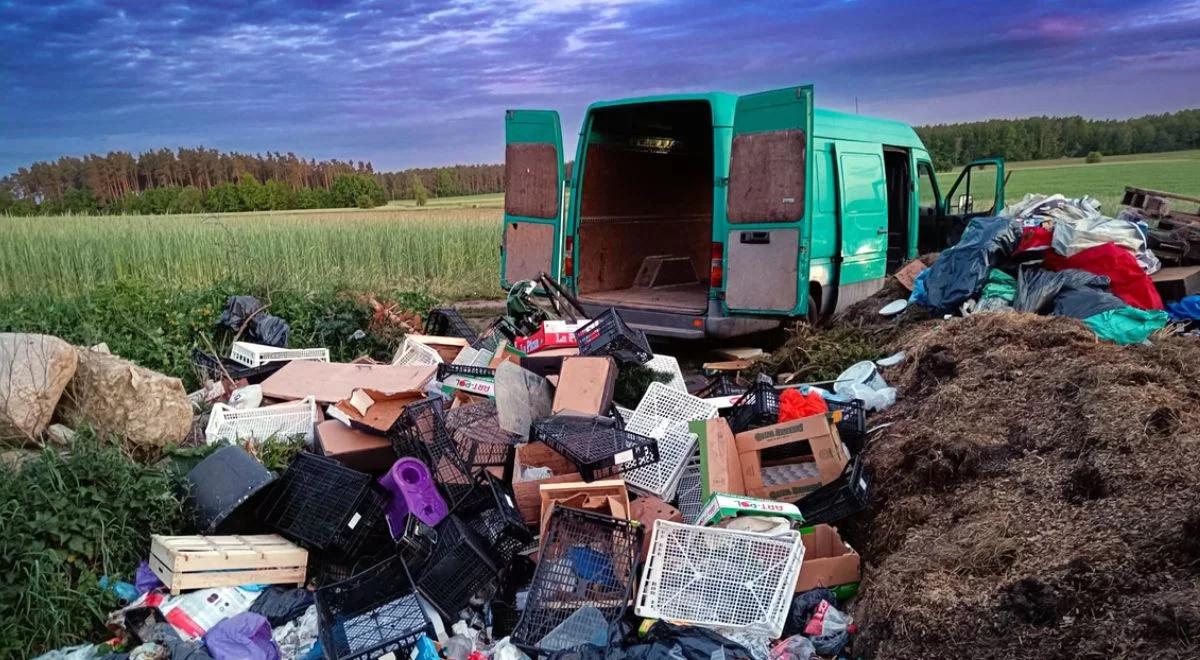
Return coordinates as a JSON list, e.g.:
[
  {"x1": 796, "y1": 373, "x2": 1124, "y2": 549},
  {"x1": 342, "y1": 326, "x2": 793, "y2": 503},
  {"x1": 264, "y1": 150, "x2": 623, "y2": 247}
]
[
  {"x1": 218, "y1": 295, "x2": 291, "y2": 347},
  {"x1": 204, "y1": 612, "x2": 279, "y2": 660},
  {"x1": 1052, "y1": 214, "x2": 1160, "y2": 273},
  {"x1": 769, "y1": 635, "x2": 817, "y2": 660},
  {"x1": 1084, "y1": 307, "x2": 1170, "y2": 345},
  {"x1": 1051, "y1": 288, "x2": 1125, "y2": 320},
  {"x1": 778, "y1": 388, "x2": 827, "y2": 423},
  {"x1": 158, "y1": 586, "x2": 257, "y2": 641},
  {"x1": 271, "y1": 604, "x2": 318, "y2": 659},
  {"x1": 908, "y1": 268, "x2": 930, "y2": 306},
  {"x1": 1013, "y1": 268, "x2": 1110, "y2": 315},
  {"x1": 490, "y1": 638, "x2": 531, "y2": 660},
  {"x1": 783, "y1": 589, "x2": 838, "y2": 638},
  {"x1": 979, "y1": 269, "x2": 1017, "y2": 304},
  {"x1": 248, "y1": 586, "x2": 313, "y2": 627},
  {"x1": 622, "y1": 621, "x2": 757, "y2": 660},
  {"x1": 803, "y1": 600, "x2": 854, "y2": 656},
  {"x1": 842, "y1": 382, "x2": 895, "y2": 412},
  {"x1": 1167, "y1": 295, "x2": 1200, "y2": 321},
  {"x1": 1044, "y1": 242, "x2": 1163, "y2": 310},
  {"x1": 923, "y1": 217, "x2": 1022, "y2": 311},
  {"x1": 134, "y1": 560, "x2": 163, "y2": 595}
]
